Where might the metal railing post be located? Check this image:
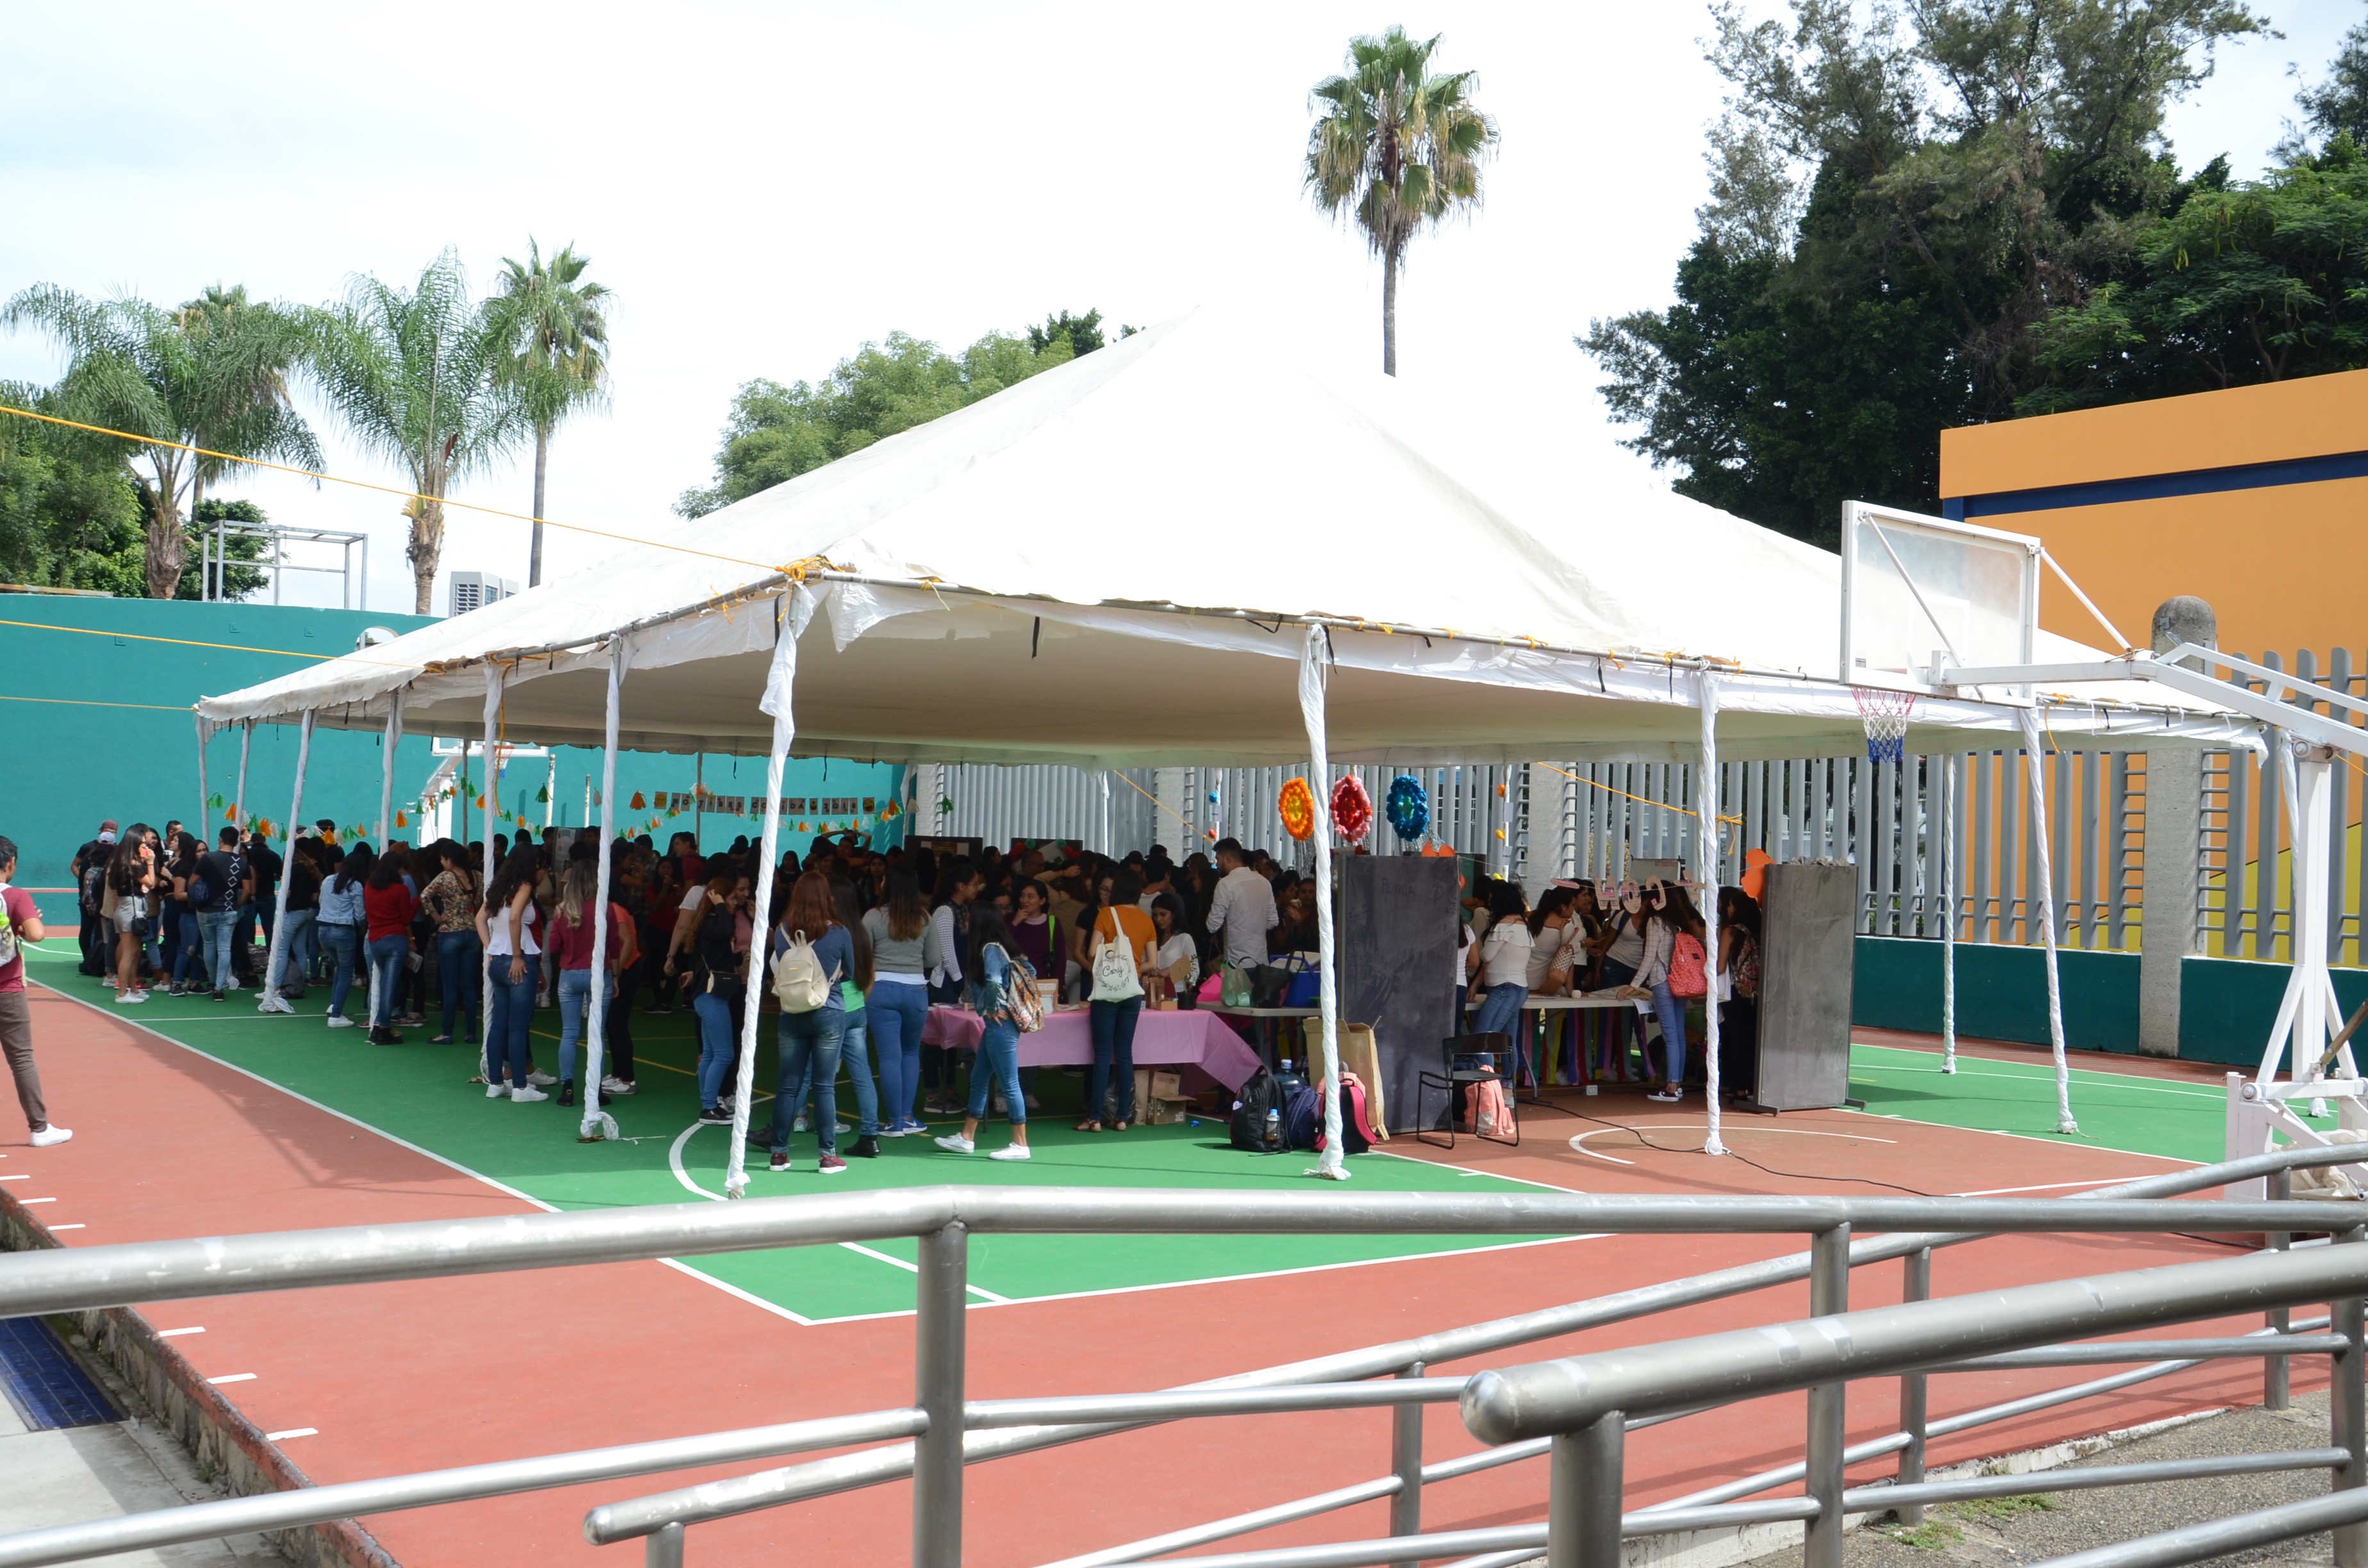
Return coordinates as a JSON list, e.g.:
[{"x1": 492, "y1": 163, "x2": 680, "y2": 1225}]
[
  {"x1": 1388, "y1": 1361, "x2": 1424, "y2": 1568},
  {"x1": 1806, "y1": 1223, "x2": 1852, "y2": 1568},
  {"x1": 646, "y1": 1521, "x2": 684, "y2": 1567},
  {"x1": 914, "y1": 1221, "x2": 969, "y2": 1567},
  {"x1": 2337, "y1": 1223, "x2": 2366, "y2": 1568},
  {"x1": 1546, "y1": 1410, "x2": 1625, "y2": 1568},
  {"x1": 1896, "y1": 1246, "x2": 1932, "y2": 1525},
  {"x1": 2269, "y1": 1168, "x2": 2292, "y2": 1410}
]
